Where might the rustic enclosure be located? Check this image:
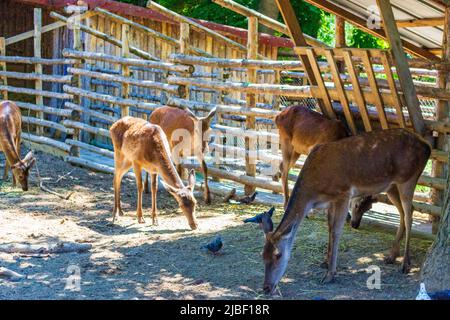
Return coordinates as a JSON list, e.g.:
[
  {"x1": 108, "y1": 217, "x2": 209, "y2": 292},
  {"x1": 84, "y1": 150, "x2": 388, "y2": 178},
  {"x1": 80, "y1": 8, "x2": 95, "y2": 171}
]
[{"x1": 1, "y1": 0, "x2": 449, "y2": 233}]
